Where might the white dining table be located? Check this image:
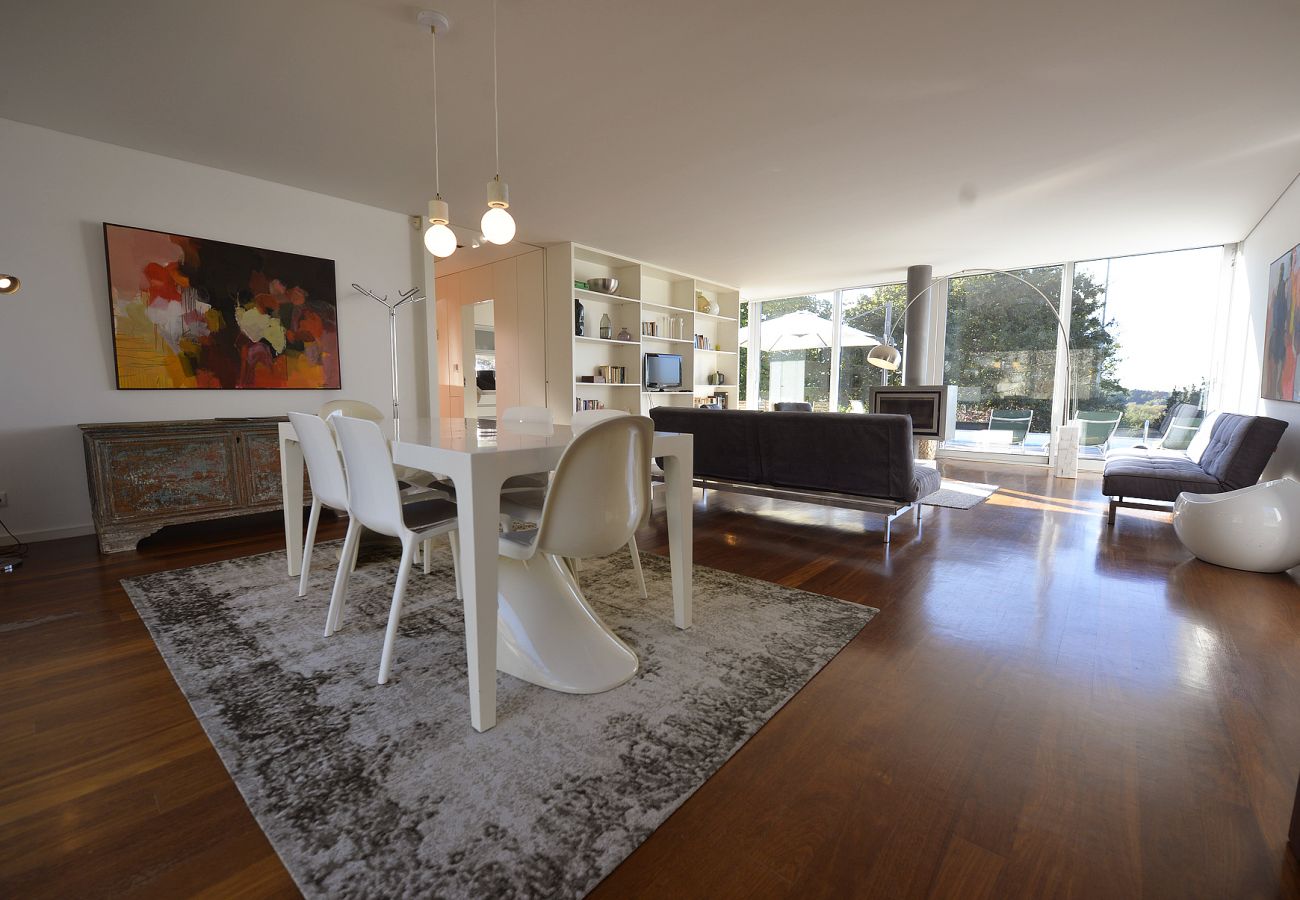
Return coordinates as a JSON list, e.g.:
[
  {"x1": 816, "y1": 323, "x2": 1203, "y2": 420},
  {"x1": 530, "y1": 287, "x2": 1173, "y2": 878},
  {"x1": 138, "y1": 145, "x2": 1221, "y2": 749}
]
[{"x1": 278, "y1": 415, "x2": 694, "y2": 732}]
